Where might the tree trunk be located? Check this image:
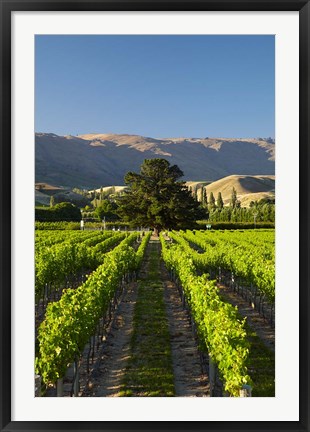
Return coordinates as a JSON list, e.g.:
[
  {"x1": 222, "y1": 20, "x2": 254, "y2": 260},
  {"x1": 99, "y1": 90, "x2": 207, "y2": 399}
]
[{"x1": 153, "y1": 227, "x2": 160, "y2": 237}]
